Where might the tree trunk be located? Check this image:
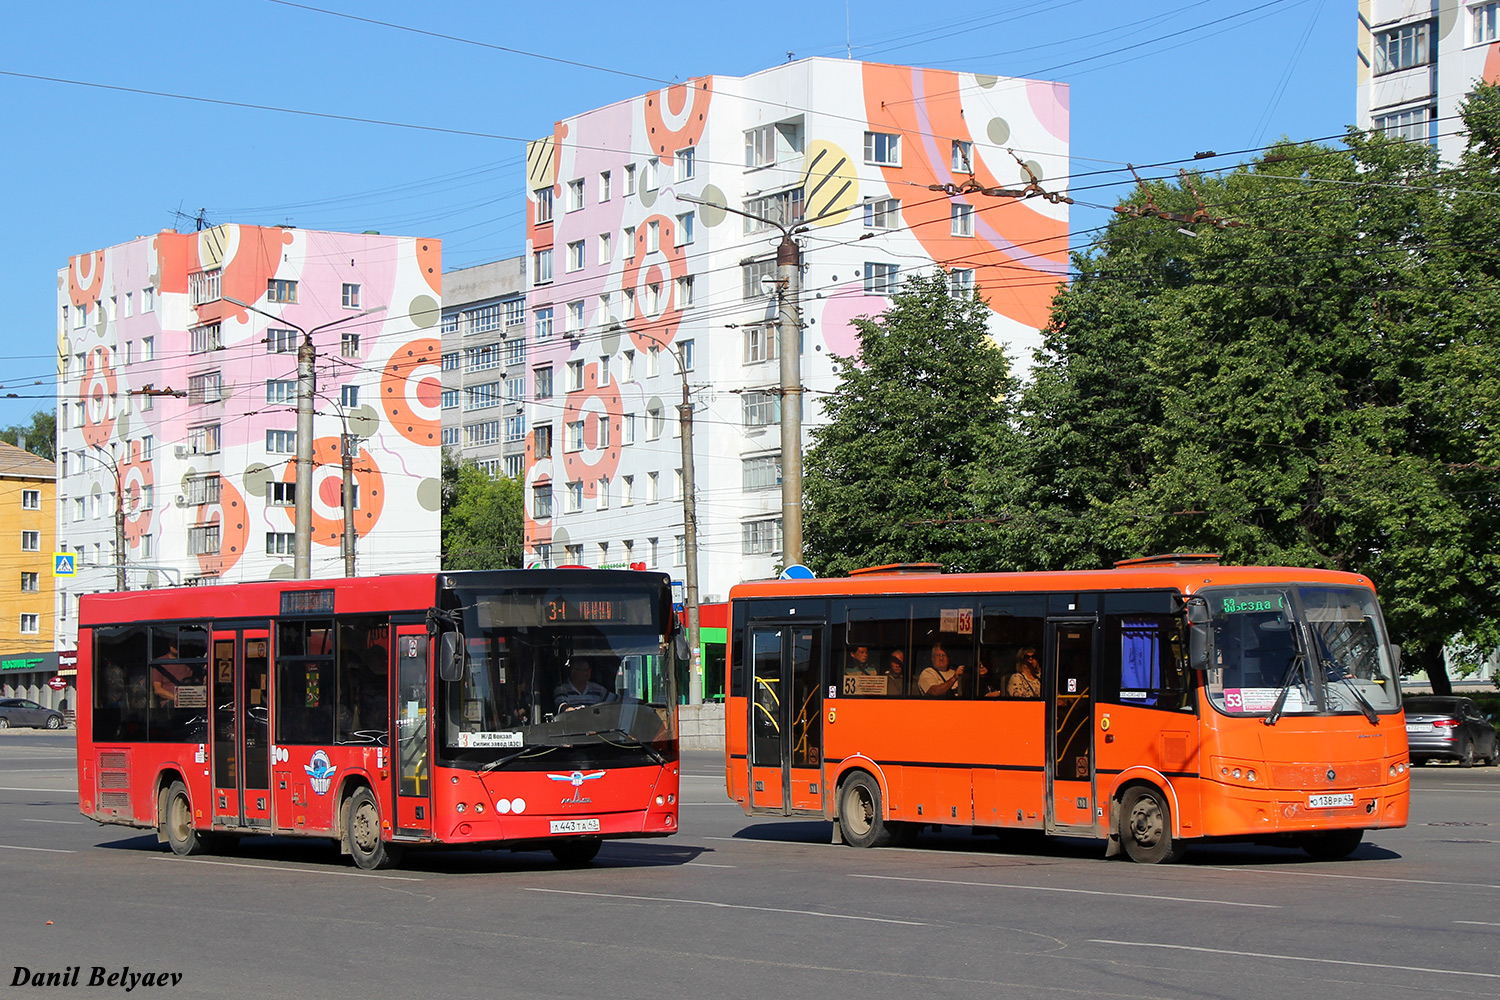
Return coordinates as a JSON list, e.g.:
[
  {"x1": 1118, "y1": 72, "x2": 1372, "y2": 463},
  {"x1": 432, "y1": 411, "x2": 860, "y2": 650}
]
[{"x1": 1404, "y1": 639, "x2": 1452, "y2": 695}]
